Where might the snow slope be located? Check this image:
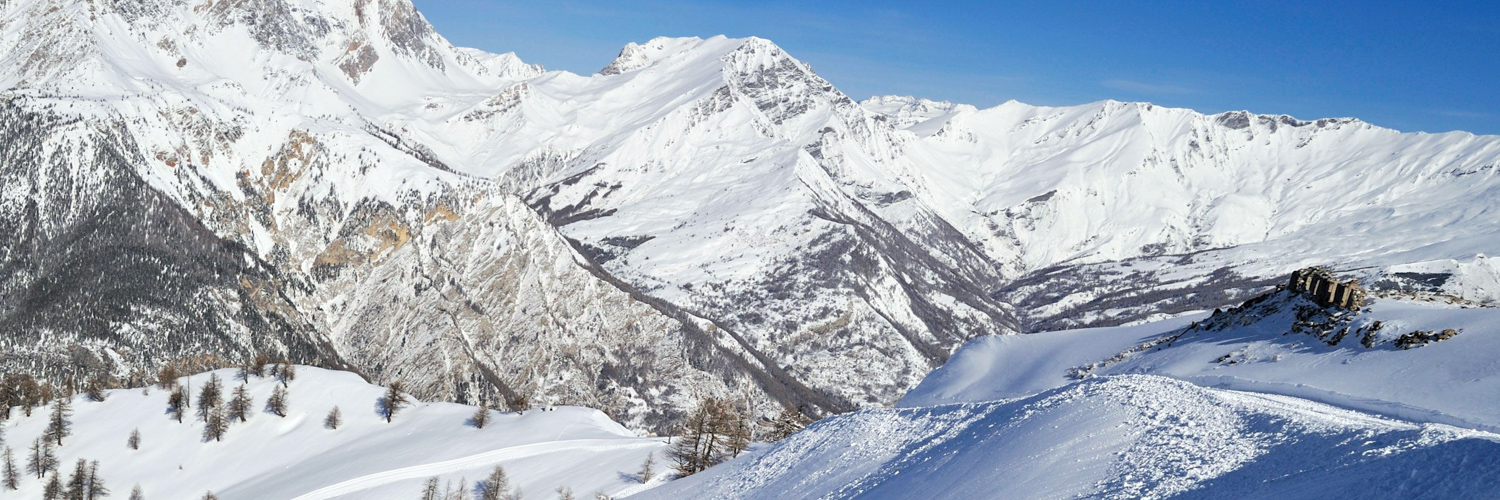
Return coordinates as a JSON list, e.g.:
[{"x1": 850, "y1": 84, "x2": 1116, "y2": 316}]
[
  {"x1": 638, "y1": 290, "x2": 1500, "y2": 499},
  {"x1": 0, "y1": 367, "x2": 665, "y2": 499},
  {"x1": 636, "y1": 375, "x2": 1500, "y2": 500}
]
